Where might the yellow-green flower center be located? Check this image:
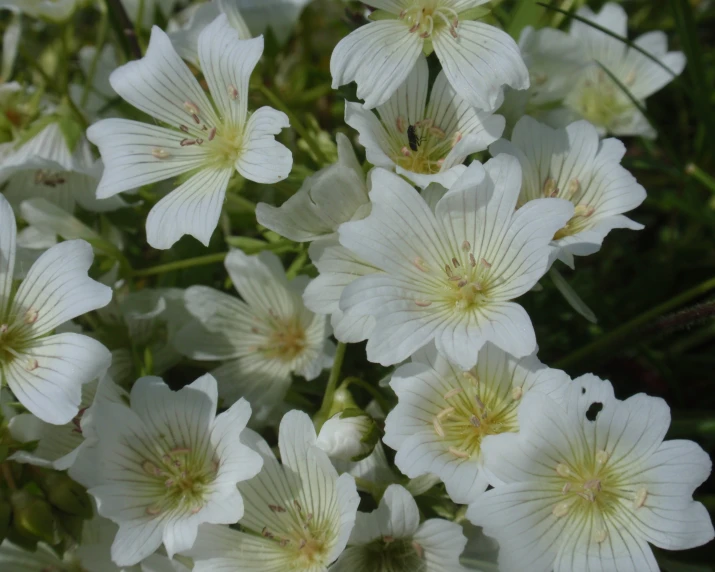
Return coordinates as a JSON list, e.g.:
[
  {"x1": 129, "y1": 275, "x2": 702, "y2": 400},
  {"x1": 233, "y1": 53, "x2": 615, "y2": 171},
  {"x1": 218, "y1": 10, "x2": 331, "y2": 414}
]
[{"x1": 399, "y1": 1, "x2": 460, "y2": 39}]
